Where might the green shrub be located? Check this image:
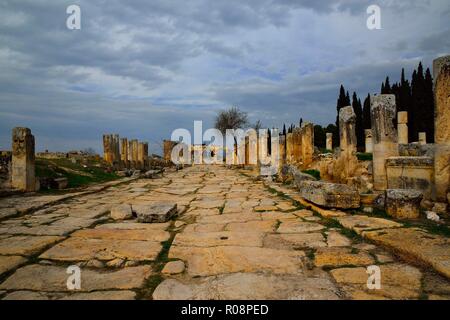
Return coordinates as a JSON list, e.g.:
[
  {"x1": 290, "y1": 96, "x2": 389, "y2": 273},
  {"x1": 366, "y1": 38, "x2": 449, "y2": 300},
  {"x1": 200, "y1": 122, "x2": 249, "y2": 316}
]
[
  {"x1": 302, "y1": 169, "x2": 321, "y2": 180},
  {"x1": 356, "y1": 152, "x2": 373, "y2": 161}
]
